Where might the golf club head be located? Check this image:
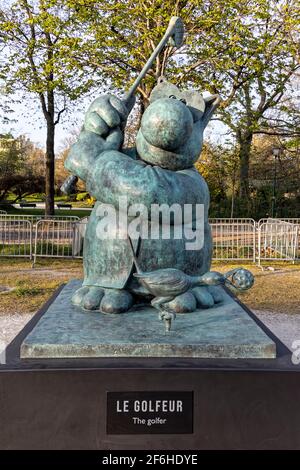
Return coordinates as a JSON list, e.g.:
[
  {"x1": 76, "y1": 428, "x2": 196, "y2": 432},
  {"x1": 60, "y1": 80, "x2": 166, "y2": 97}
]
[{"x1": 167, "y1": 17, "x2": 184, "y2": 48}]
